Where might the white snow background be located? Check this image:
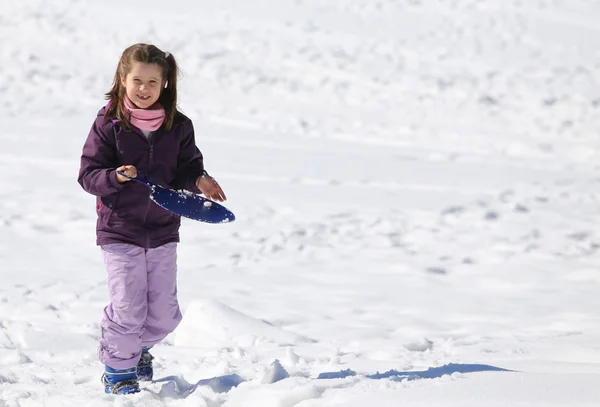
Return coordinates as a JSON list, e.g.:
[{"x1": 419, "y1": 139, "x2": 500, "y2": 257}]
[{"x1": 1, "y1": 0, "x2": 600, "y2": 405}]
